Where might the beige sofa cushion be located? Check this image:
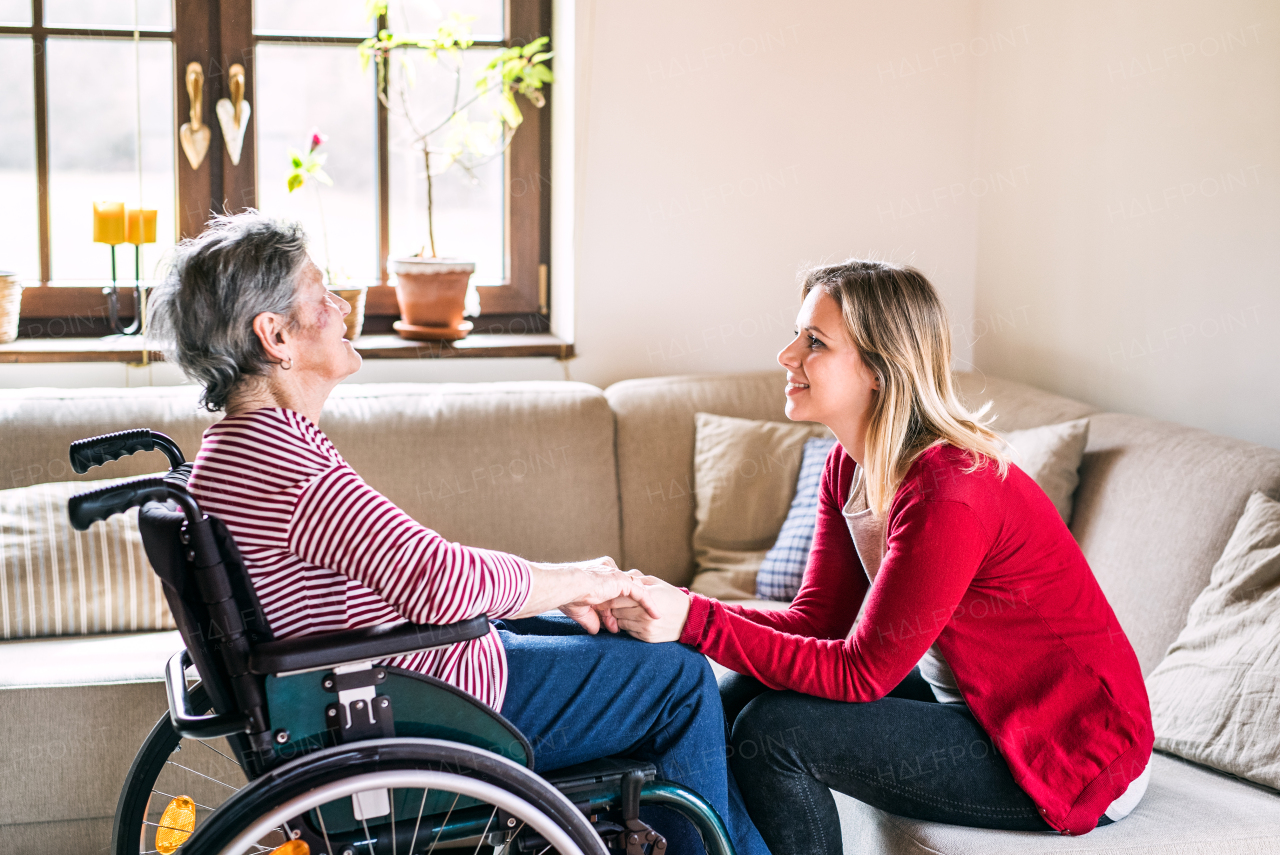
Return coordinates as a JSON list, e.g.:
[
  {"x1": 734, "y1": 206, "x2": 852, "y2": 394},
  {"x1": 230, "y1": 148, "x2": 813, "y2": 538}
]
[
  {"x1": 319, "y1": 383, "x2": 621, "y2": 563},
  {"x1": 606, "y1": 370, "x2": 1100, "y2": 586},
  {"x1": 689, "y1": 413, "x2": 829, "y2": 599},
  {"x1": 1146, "y1": 491, "x2": 1280, "y2": 790},
  {"x1": 1071, "y1": 414, "x2": 1280, "y2": 674},
  {"x1": 835, "y1": 750, "x2": 1280, "y2": 854},
  {"x1": 0, "y1": 477, "x2": 176, "y2": 639},
  {"x1": 0, "y1": 382, "x2": 622, "y2": 565},
  {"x1": 1000, "y1": 418, "x2": 1090, "y2": 524}
]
